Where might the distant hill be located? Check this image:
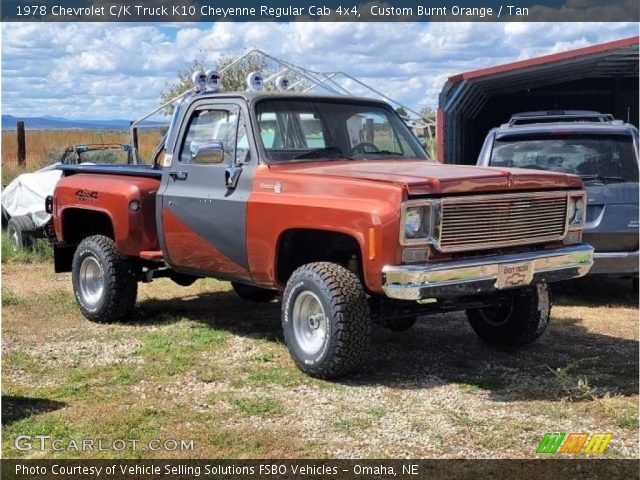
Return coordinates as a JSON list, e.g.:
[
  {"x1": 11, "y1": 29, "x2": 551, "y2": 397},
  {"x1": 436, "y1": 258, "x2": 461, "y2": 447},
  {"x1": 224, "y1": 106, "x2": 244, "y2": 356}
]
[{"x1": 1, "y1": 115, "x2": 167, "y2": 130}]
